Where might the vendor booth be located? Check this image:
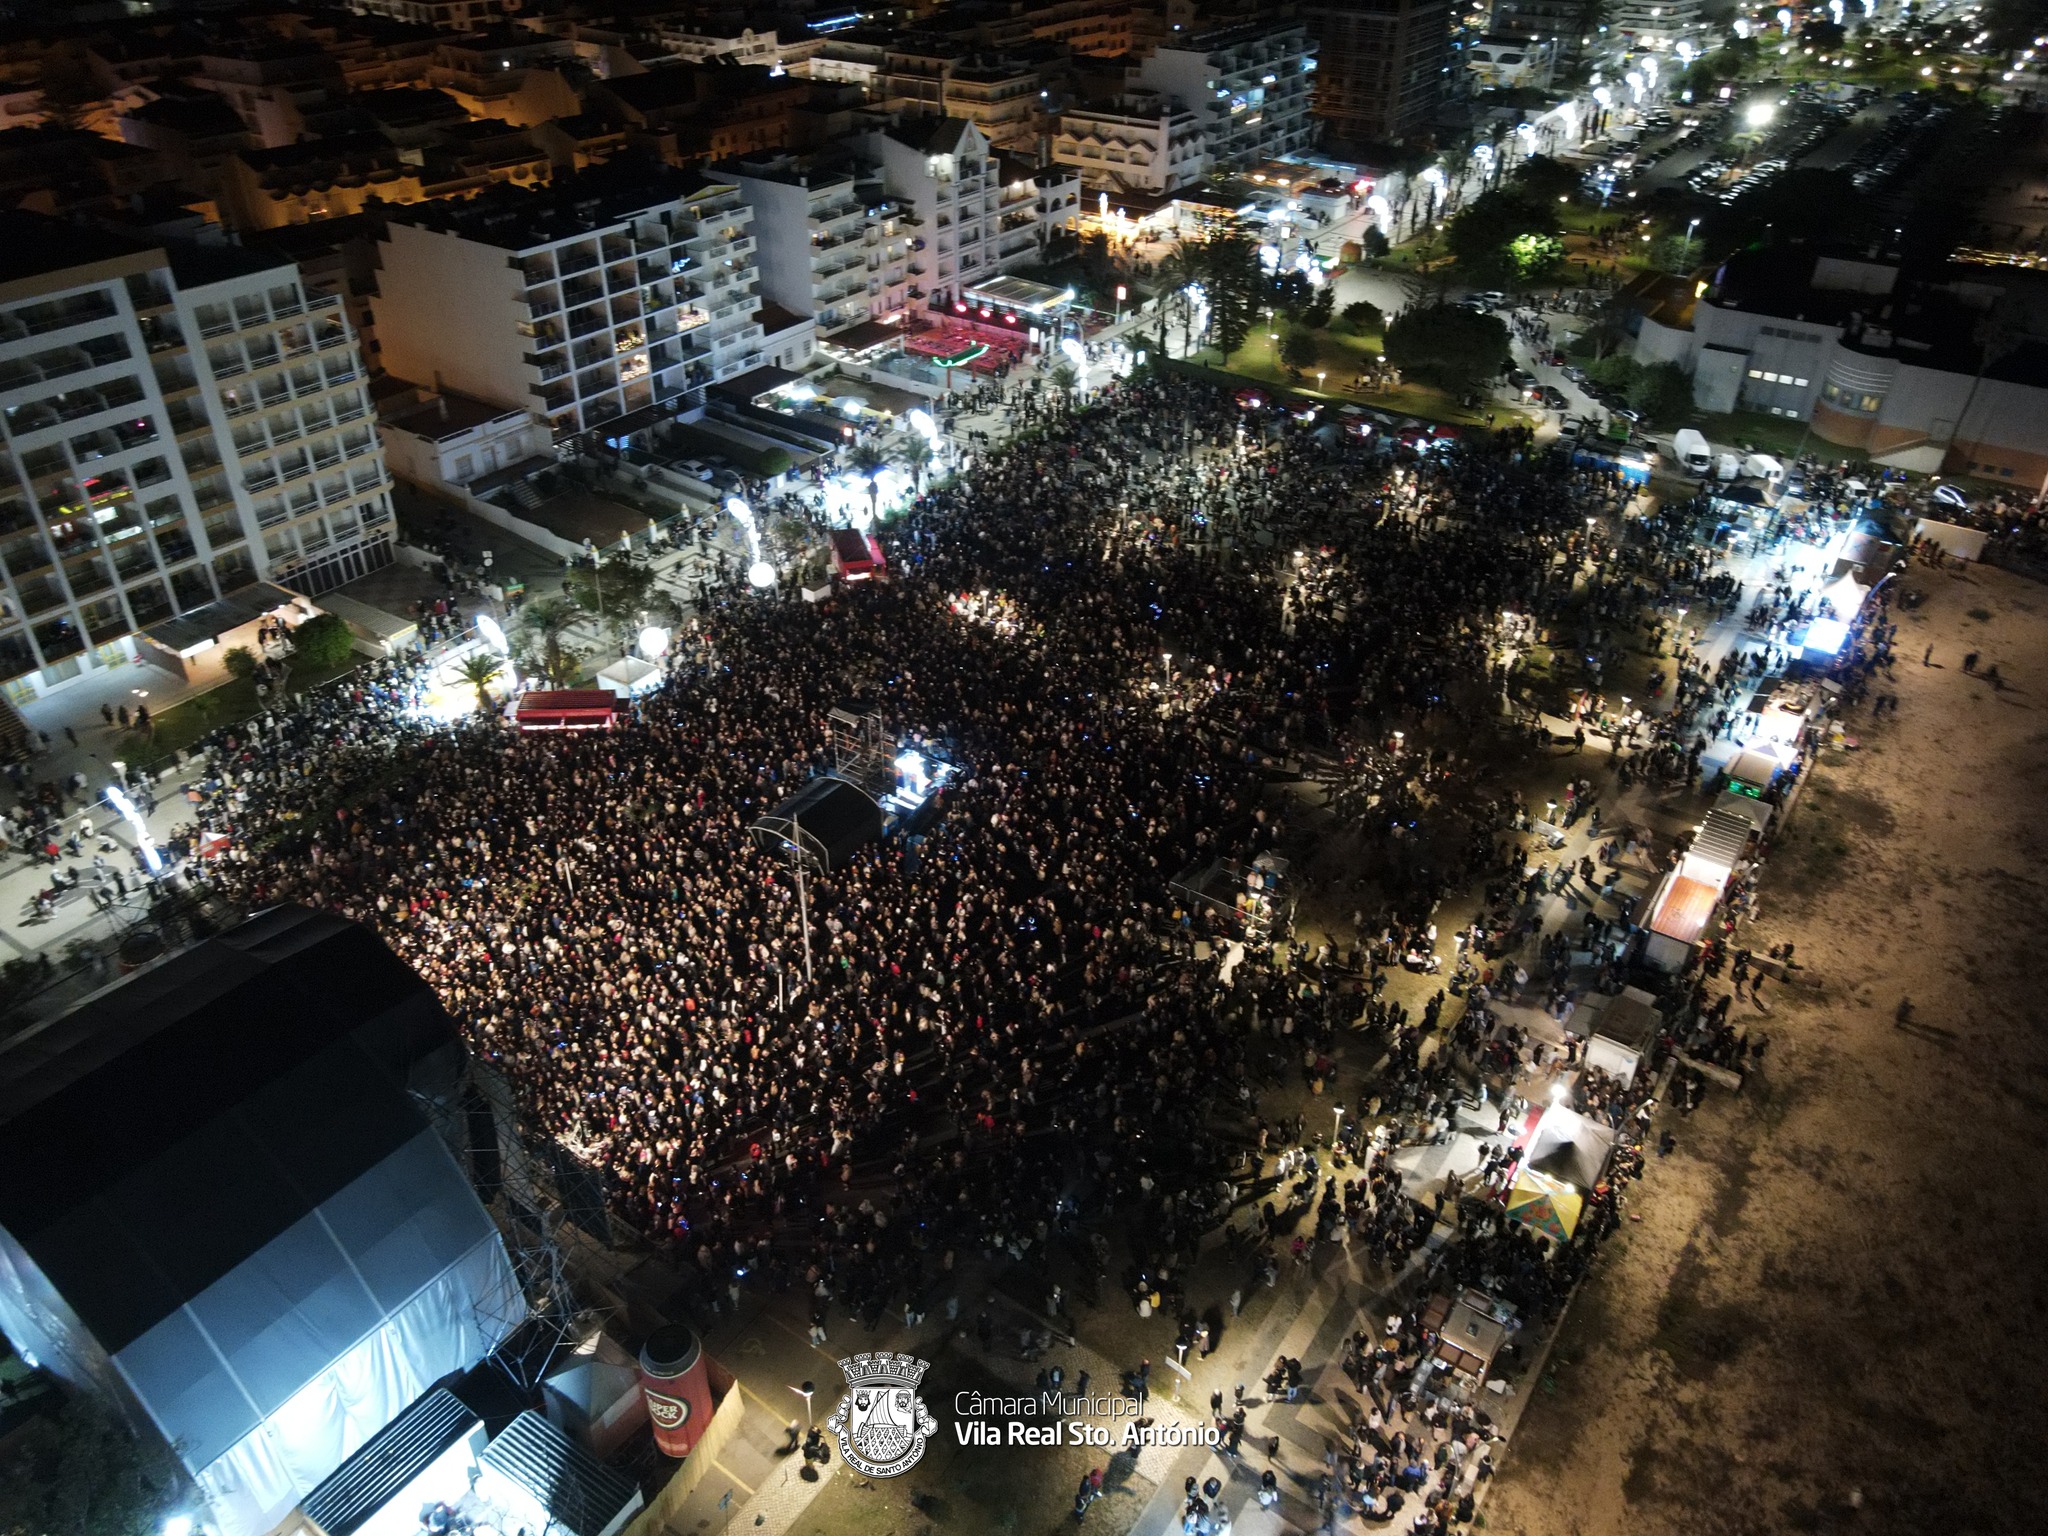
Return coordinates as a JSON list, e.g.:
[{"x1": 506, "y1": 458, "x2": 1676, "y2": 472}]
[
  {"x1": 1504, "y1": 1167, "x2": 1583, "y2": 1243},
  {"x1": 1416, "y1": 1289, "x2": 1516, "y2": 1405},
  {"x1": 1912, "y1": 516, "x2": 1989, "y2": 562},
  {"x1": 829, "y1": 528, "x2": 886, "y2": 582},
  {"x1": 1523, "y1": 1103, "x2": 1617, "y2": 1191},
  {"x1": 515, "y1": 690, "x2": 617, "y2": 731},
  {"x1": 596, "y1": 655, "x2": 661, "y2": 698}
]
